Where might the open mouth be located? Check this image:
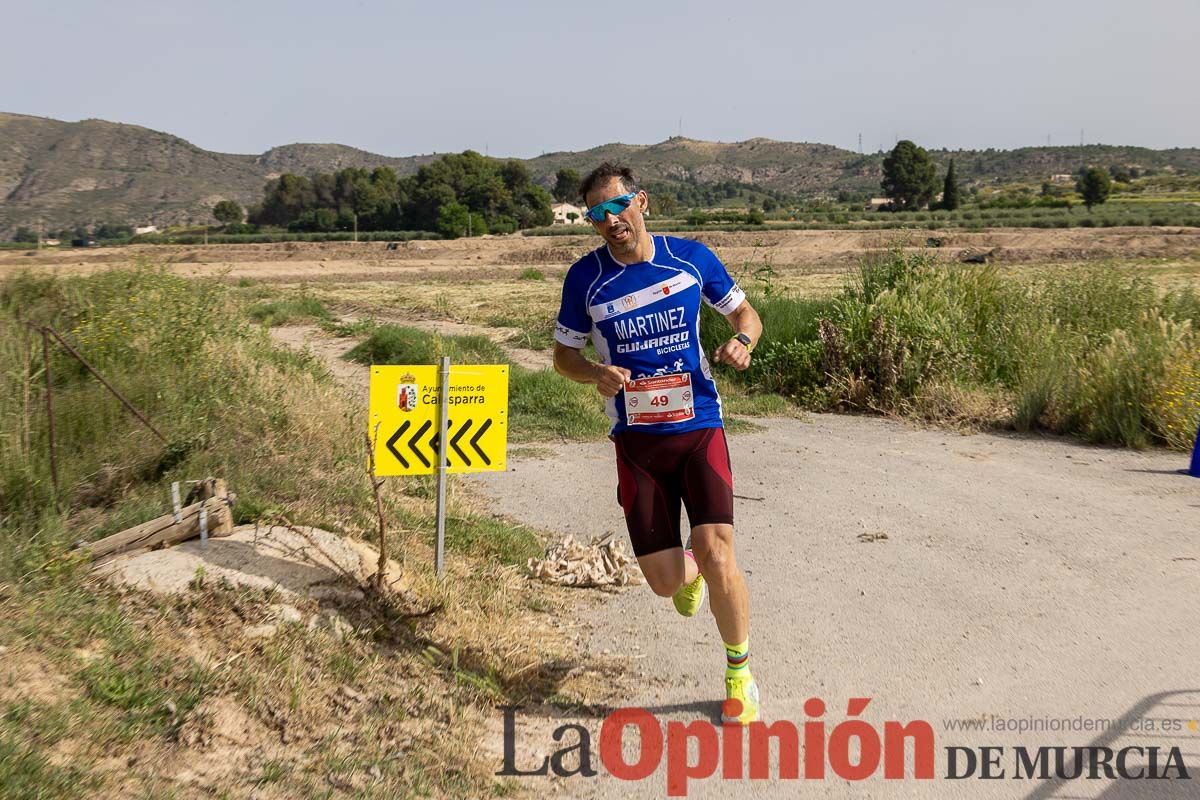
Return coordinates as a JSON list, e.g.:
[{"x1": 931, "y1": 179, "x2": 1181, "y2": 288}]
[{"x1": 609, "y1": 227, "x2": 630, "y2": 242}]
